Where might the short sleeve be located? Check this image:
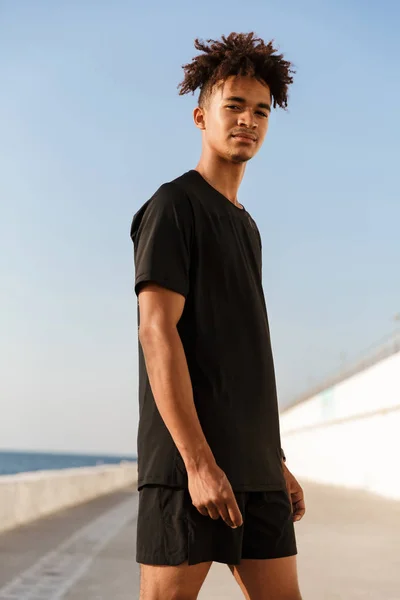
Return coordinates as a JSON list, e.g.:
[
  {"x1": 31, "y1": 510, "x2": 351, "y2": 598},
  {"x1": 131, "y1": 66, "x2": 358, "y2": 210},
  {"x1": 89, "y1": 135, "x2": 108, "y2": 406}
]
[{"x1": 131, "y1": 183, "x2": 193, "y2": 298}]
